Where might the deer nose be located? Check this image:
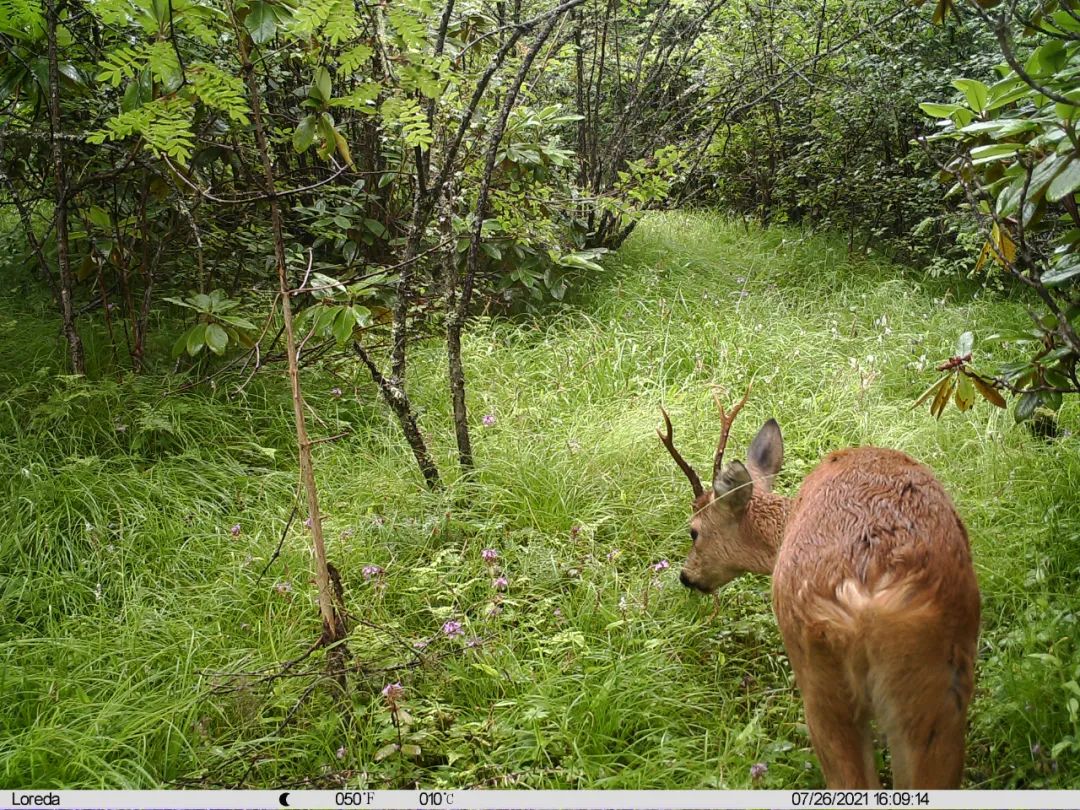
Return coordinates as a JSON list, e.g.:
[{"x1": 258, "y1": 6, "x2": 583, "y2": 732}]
[{"x1": 679, "y1": 570, "x2": 692, "y2": 589}]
